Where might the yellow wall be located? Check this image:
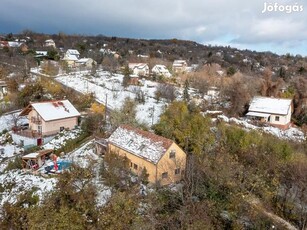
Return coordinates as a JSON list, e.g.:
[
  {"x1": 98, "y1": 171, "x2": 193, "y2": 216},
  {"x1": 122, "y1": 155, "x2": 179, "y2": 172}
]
[
  {"x1": 157, "y1": 143, "x2": 186, "y2": 186},
  {"x1": 108, "y1": 142, "x2": 186, "y2": 186}
]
